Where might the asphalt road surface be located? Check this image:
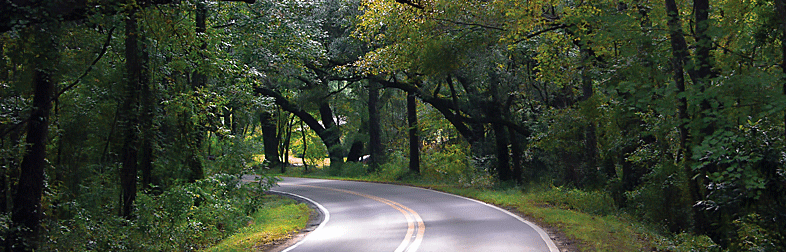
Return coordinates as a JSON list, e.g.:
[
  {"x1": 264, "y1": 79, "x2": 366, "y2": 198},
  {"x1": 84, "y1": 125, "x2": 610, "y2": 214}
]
[{"x1": 270, "y1": 177, "x2": 559, "y2": 252}]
